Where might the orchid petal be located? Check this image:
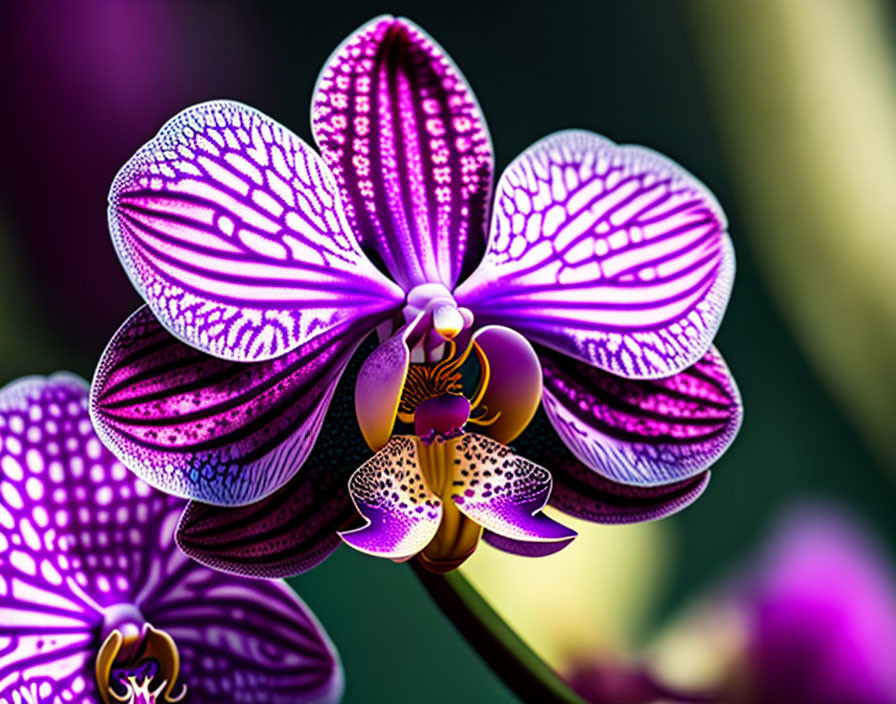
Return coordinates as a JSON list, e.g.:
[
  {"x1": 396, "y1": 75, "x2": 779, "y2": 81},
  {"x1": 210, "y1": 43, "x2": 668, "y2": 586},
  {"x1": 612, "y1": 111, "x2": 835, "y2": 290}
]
[
  {"x1": 513, "y1": 408, "x2": 712, "y2": 523},
  {"x1": 176, "y1": 337, "x2": 376, "y2": 578},
  {"x1": 450, "y1": 433, "x2": 577, "y2": 544},
  {"x1": 353, "y1": 317, "x2": 422, "y2": 452},
  {"x1": 110, "y1": 99, "x2": 403, "y2": 362},
  {"x1": 312, "y1": 16, "x2": 494, "y2": 289},
  {"x1": 469, "y1": 325, "x2": 542, "y2": 444},
  {"x1": 0, "y1": 374, "x2": 342, "y2": 703},
  {"x1": 455, "y1": 130, "x2": 734, "y2": 379},
  {"x1": 339, "y1": 435, "x2": 442, "y2": 559},
  {"x1": 91, "y1": 306, "x2": 364, "y2": 506},
  {"x1": 550, "y1": 461, "x2": 711, "y2": 524},
  {"x1": 481, "y1": 531, "x2": 575, "y2": 558},
  {"x1": 540, "y1": 345, "x2": 741, "y2": 486},
  {"x1": 149, "y1": 578, "x2": 342, "y2": 704}
]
